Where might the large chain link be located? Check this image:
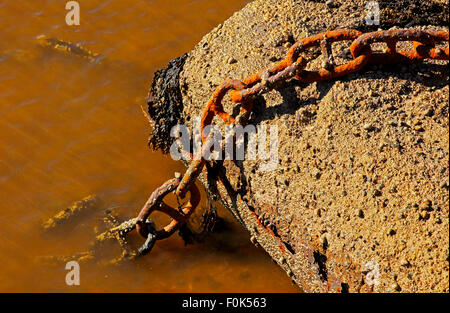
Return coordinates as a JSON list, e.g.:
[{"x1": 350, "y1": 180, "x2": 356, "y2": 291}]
[{"x1": 136, "y1": 28, "x2": 448, "y2": 255}]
